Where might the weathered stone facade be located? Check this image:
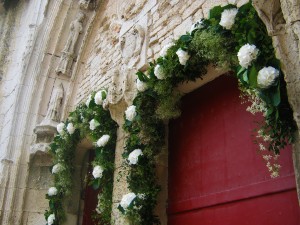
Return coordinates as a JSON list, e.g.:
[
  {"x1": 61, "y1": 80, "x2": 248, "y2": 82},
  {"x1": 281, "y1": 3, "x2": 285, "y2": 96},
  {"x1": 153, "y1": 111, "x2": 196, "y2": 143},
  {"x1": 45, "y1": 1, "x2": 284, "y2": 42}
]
[{"x1": 0, "y1": 0, "x2": 299, "y2": 224}]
